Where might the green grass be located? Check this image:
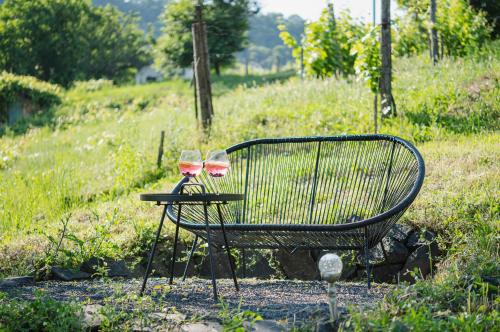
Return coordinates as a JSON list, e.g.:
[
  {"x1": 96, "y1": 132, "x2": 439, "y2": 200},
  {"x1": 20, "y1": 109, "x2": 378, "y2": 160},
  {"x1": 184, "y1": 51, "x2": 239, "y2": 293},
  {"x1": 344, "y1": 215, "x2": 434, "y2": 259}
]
[{"x1": 0, "y1": 44, "x2": 499, "y2": 330}]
